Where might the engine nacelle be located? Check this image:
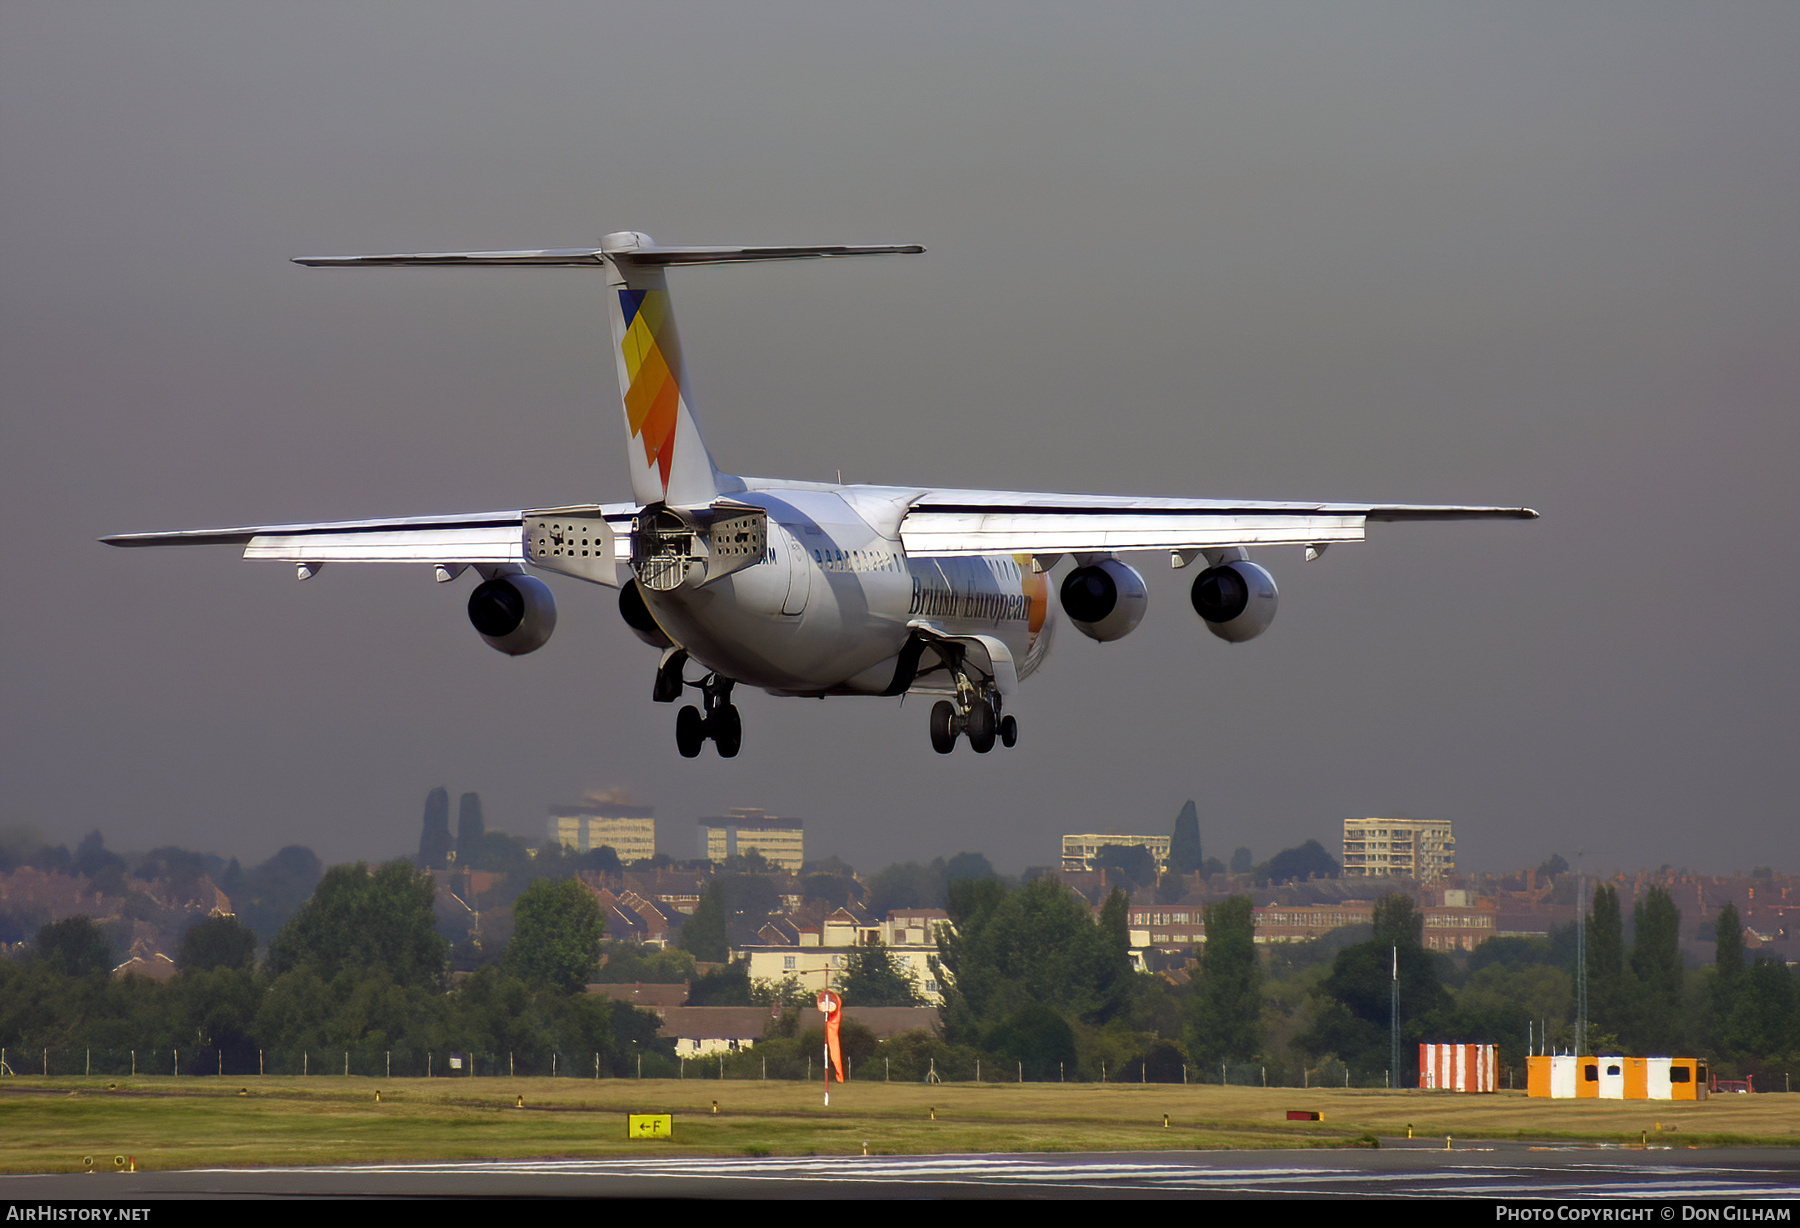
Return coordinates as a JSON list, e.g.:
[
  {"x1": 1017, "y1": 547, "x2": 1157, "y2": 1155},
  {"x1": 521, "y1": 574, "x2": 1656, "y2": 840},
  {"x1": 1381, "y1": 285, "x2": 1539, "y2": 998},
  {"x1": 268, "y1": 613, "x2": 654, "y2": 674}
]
[
  {"x1": 467, "y1": 574, "x2": 557, "y2": 656},
  {"x1": 1190, "y1": 560, "x2": 1278, "y2": 643},
  {"x1": 617, "y1": 578, "x2": 675, "y2": 649},
  {"x1": 1059, "y1": 559, "x2": 1148, "y2": 642}
]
